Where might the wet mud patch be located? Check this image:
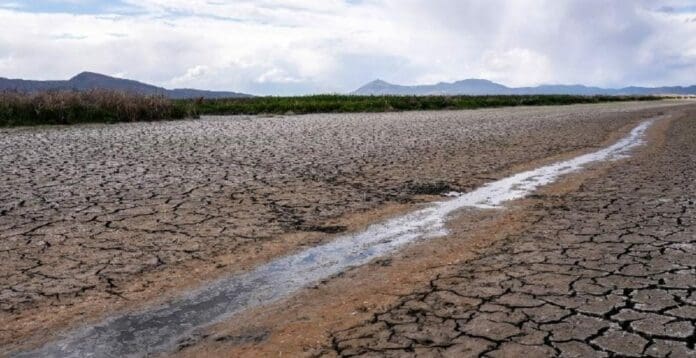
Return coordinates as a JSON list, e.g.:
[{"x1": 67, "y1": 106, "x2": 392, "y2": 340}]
[
  {"x1": 175, "y1": 327, "x2": 270, "y2": 352},
  {"x1": 404, "y1": 180, "x2": 458, "y2": 195},
  {"x1": 212, "y1": 328, "x2": 270, "y2": 345},
  {"x1": 300, "y1": 225, "x2": 348, "y2": 234}
]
